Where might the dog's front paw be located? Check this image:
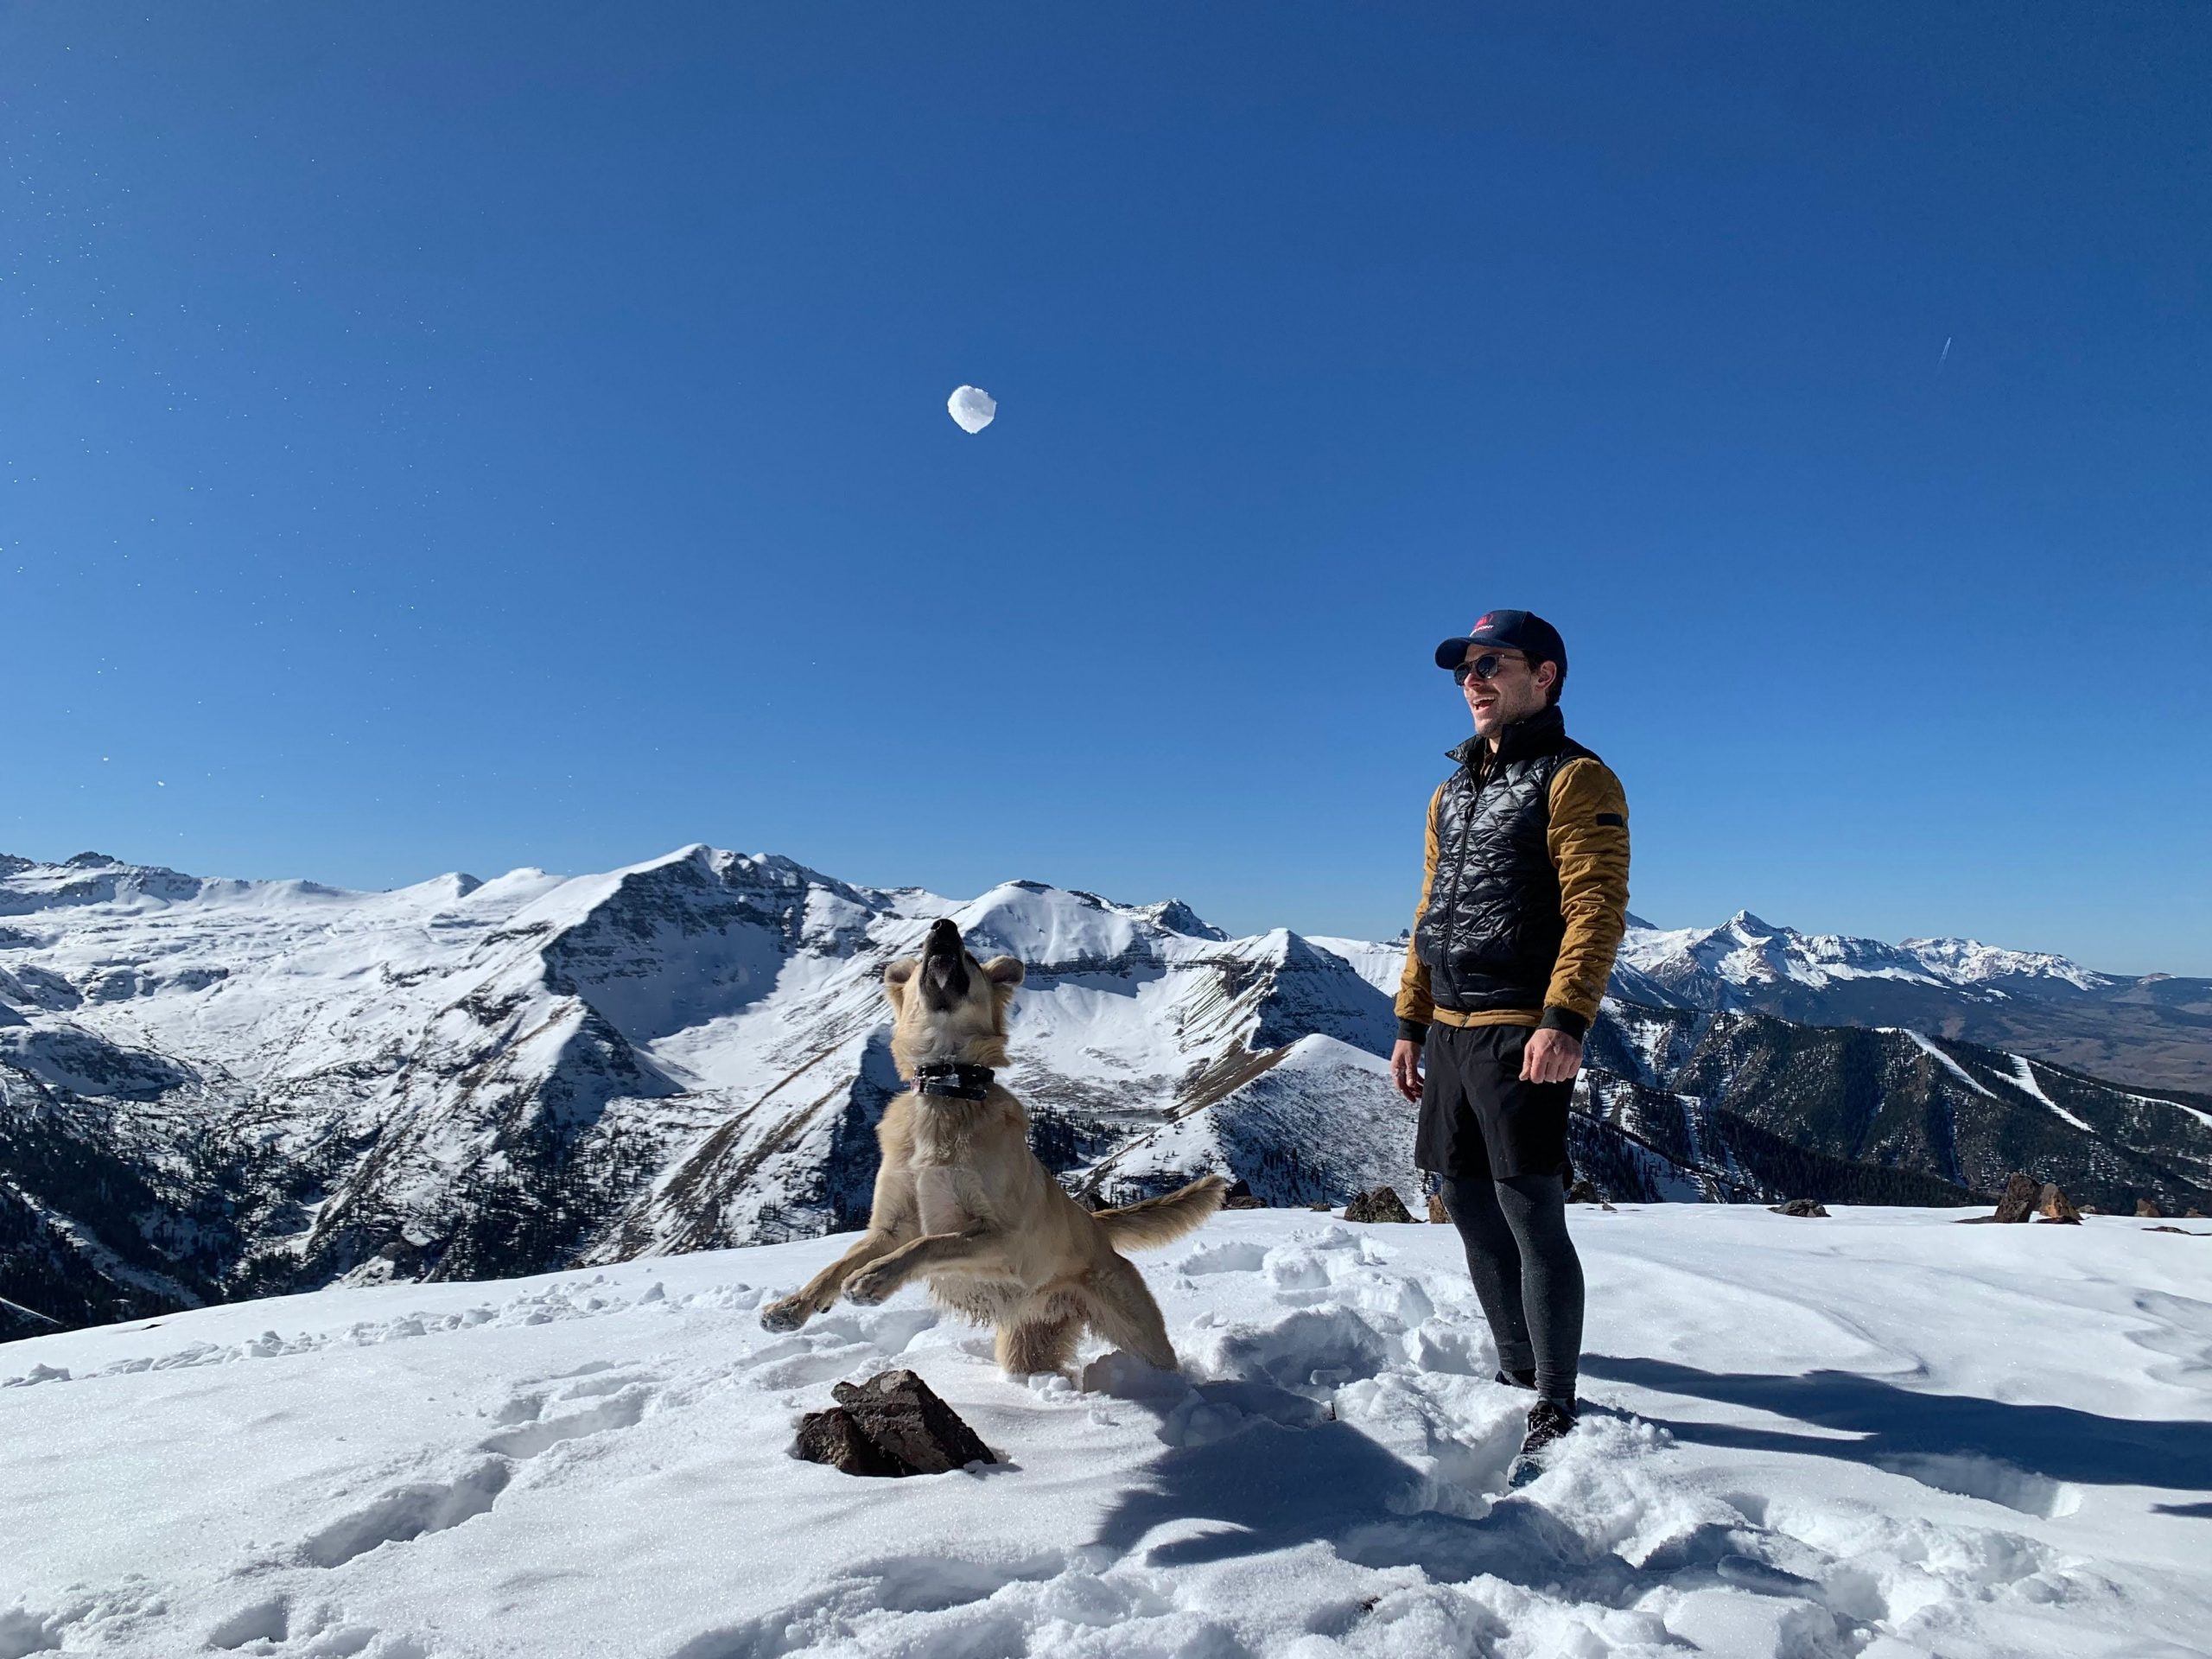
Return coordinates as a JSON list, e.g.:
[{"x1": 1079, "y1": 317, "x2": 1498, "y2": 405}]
[
  {"x1": 760, "y1": 1294, "x2": 811, "y2": 1332},
  {"x1": 845, "y1": 1267, "x2": 897, "y2": 1306}
]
